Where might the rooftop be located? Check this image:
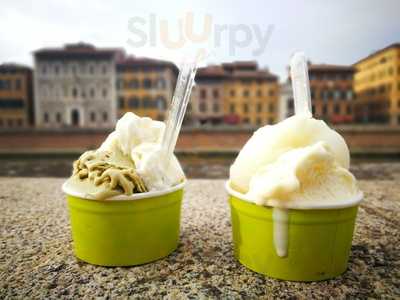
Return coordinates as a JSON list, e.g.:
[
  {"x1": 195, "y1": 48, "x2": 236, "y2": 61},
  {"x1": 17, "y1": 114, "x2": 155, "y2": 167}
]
[
  {"x1": 354, "y1": 43, "x2": 400, "y2": 65},
  {"x1": 34, "y1": 42, "x2": 124, "y2": 59},
  {"x1": 308, "y1": 63, "x2": 355, "y2": 73}
]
